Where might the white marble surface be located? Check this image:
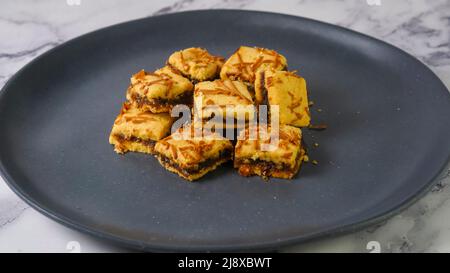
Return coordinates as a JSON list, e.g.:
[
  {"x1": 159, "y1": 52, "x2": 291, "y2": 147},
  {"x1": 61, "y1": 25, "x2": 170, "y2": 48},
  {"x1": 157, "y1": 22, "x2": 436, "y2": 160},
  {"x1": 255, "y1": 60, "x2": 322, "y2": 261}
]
[{"x1": 0, "y1": 0, "x2": 449, "y2": 253}]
